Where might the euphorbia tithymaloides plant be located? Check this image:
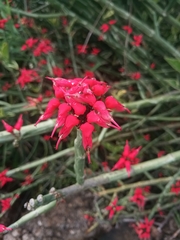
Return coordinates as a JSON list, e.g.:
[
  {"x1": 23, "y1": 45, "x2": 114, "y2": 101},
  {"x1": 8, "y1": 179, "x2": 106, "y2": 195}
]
[{"x1": 35, "y1": 77, "x2": 130, "y2": 184}]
